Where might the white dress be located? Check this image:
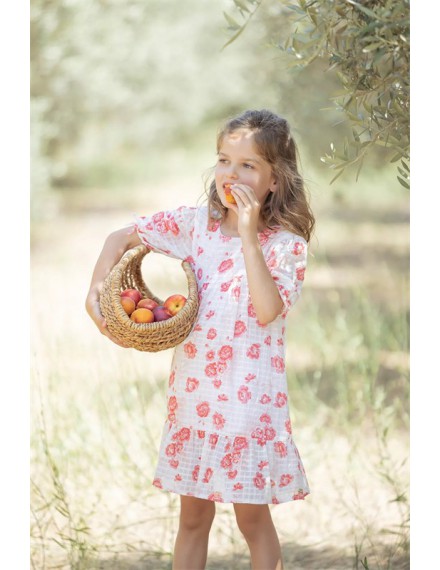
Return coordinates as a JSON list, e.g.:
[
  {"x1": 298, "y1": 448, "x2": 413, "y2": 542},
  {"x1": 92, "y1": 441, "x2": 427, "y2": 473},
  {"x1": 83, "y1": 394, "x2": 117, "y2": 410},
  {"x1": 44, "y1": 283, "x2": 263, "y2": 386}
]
[{"x1": 135, "y1": 205, "x2": 310, "y2": 504}]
